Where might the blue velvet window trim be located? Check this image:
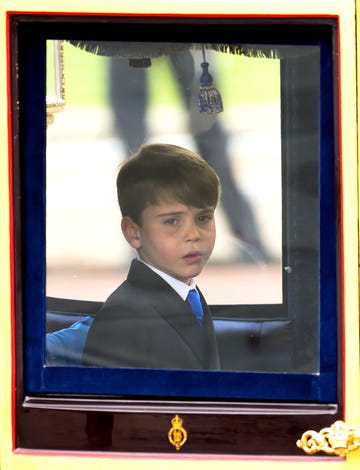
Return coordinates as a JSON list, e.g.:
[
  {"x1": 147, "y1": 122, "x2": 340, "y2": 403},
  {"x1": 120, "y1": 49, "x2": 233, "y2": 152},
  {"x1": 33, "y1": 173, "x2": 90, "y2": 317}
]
[{"x1": 19, "y1": 21, "x2": 338, "y2": 403}]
